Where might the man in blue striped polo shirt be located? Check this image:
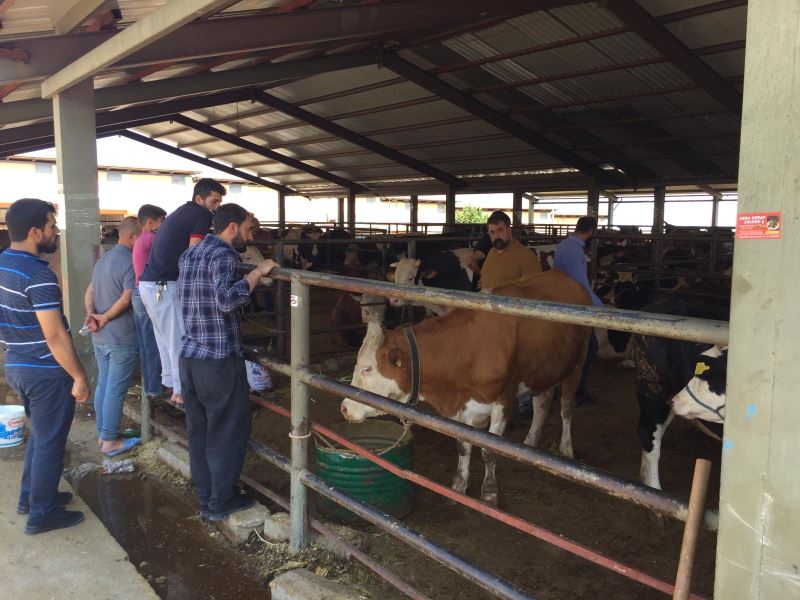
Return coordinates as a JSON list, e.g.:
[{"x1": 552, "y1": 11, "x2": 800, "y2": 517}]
[{"x1": 0, "y1": 198, "x2": 90, "y2": 535}]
